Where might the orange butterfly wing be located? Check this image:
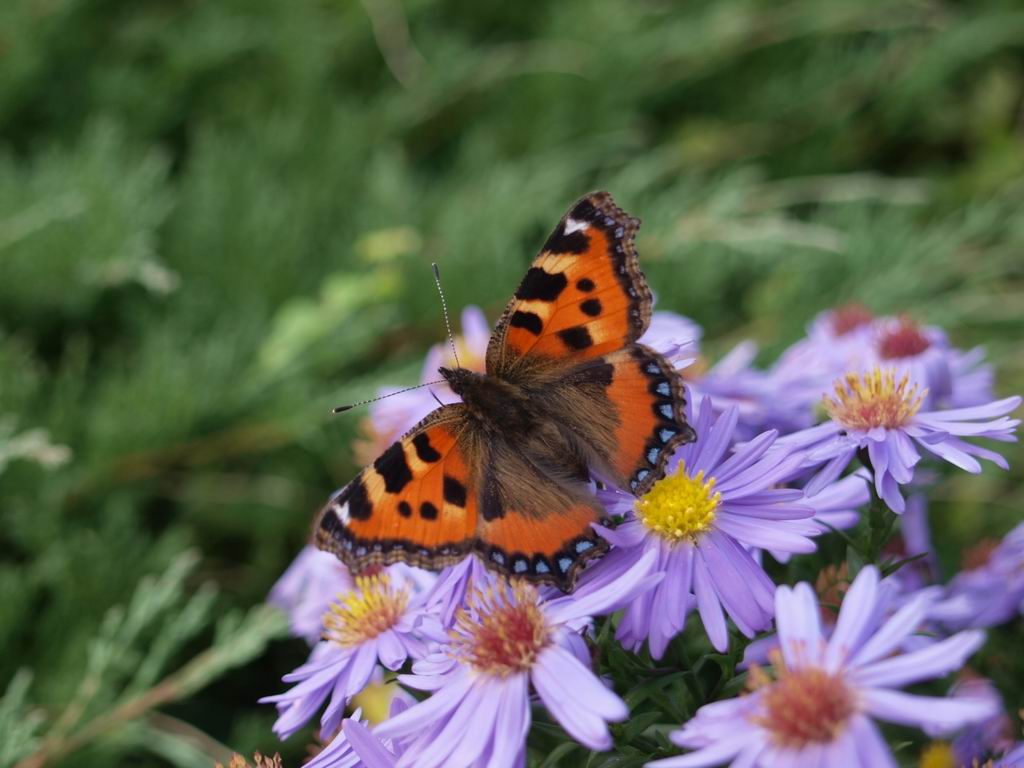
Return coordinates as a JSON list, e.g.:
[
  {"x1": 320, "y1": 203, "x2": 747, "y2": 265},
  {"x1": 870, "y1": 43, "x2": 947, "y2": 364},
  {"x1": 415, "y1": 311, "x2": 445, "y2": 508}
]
[
  {"x1": 314, "y1": 405, "x2": 478, "y2": 572},
  {"x1": 600, "y1": 344, "x2": 694, "y2": 494},
  {"x1": 475, "y1": 501, "x2": 606, "y2": 587},
  {"x1": 487, "y1": 191, "x2": 652, "y2": 377}
]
